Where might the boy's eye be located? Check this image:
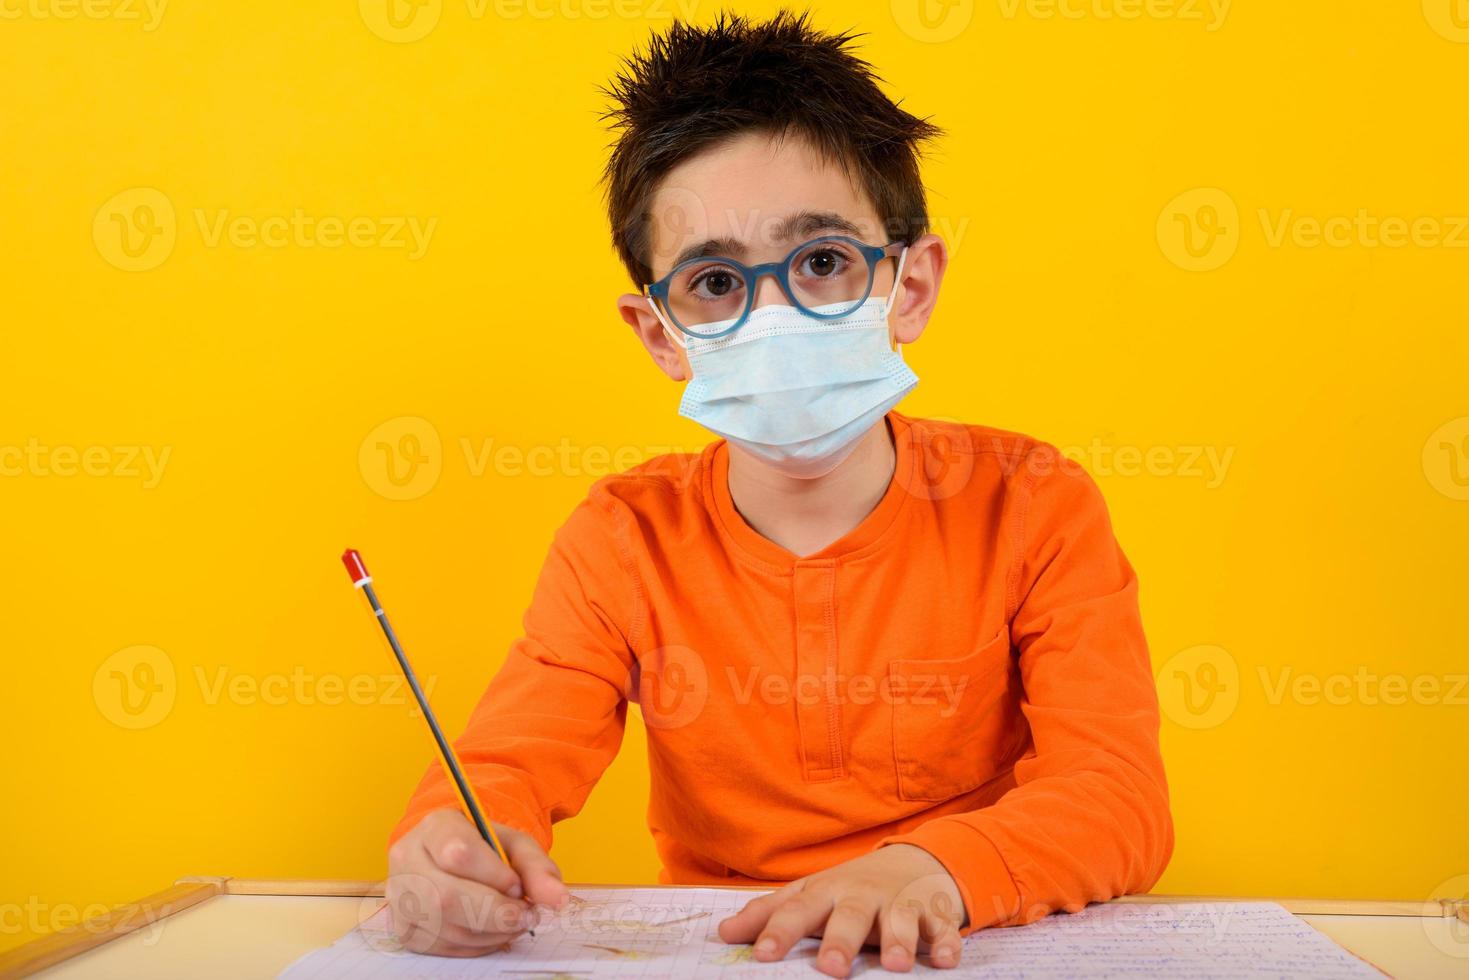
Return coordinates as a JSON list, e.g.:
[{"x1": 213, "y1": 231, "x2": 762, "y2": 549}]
[
  {"x1": 667, "y1": 260, "x2": 748, "y2": 328},
  {"x1": 804, "y1": 249, "x2": 840, "y2": 277},
  {"x1": 793, "y1": 243, "x2": 857, "y2": 280},
  {"x1": 698, "y1": 270, "x2": 738, "y2": 296}
]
